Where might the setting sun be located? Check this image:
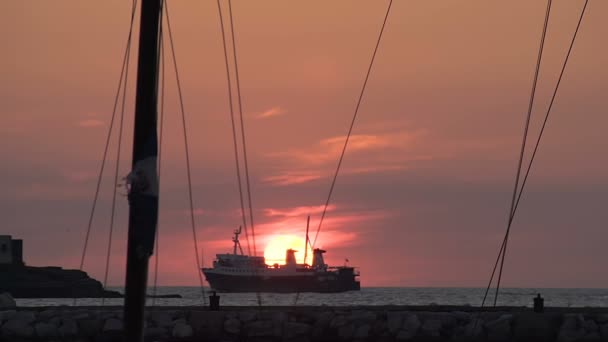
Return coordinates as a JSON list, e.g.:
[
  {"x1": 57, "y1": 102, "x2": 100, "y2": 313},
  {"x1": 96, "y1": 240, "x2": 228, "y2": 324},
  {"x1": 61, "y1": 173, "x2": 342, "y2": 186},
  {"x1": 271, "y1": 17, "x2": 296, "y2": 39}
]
[{"x1": 263, "y1": 235, "x2": 314, "y2": 266}]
